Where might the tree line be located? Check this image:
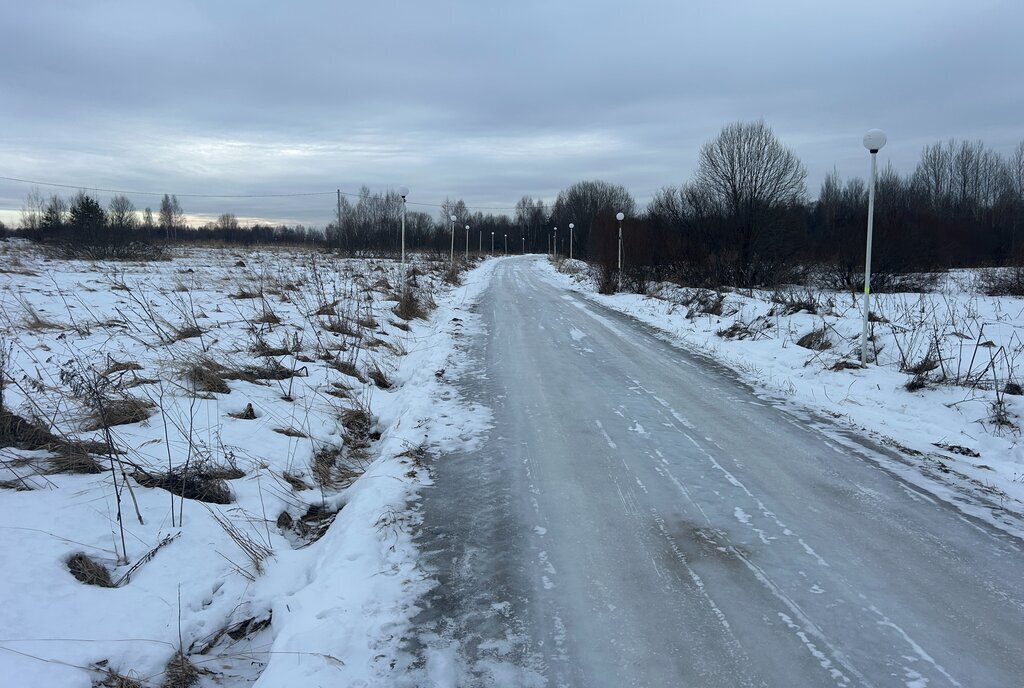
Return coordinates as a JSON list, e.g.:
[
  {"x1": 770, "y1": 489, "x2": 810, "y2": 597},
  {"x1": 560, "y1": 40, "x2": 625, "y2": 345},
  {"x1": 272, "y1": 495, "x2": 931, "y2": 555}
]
[{"x1": 8, "y1": 121, "x2": 1024, "y2": 289}]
